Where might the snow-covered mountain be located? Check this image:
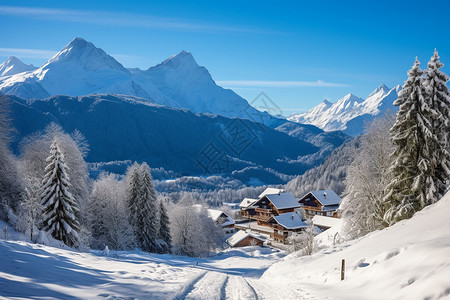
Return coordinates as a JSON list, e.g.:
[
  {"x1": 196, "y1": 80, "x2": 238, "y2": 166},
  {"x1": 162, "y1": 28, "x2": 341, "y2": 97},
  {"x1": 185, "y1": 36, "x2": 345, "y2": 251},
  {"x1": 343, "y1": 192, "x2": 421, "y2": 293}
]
[
  {"x1": 0, "y1": 56, "x2": 36, "y2": 77},
  {"x1": 289, "y1": 84, "x2": 401, "y2": 136},
  {"x1": 0, "y1": 37, "x2": 272, "y2": 124}
]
